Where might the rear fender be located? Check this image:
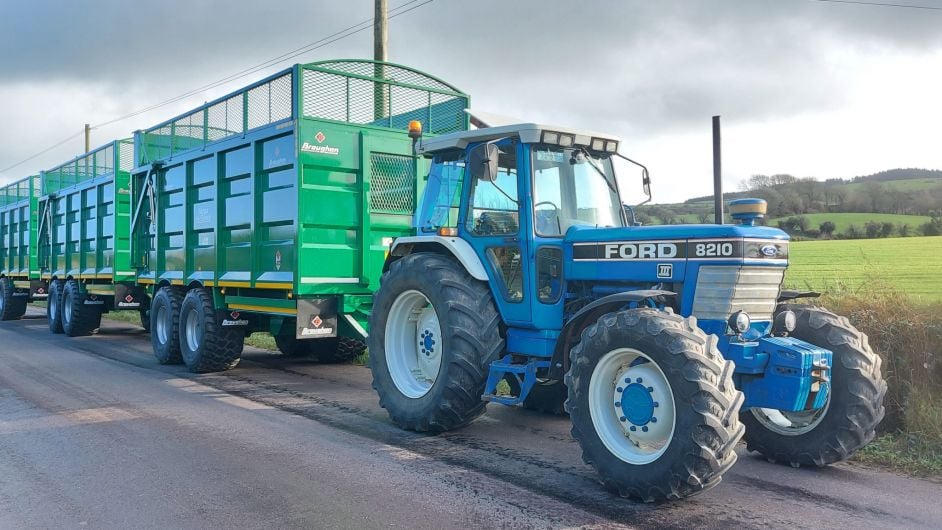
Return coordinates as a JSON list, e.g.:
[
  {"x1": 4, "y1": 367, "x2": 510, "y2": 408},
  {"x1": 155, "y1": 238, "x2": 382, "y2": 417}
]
[{"x1": 385, "y1": 235, "x2": 488, "y2": 281}]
